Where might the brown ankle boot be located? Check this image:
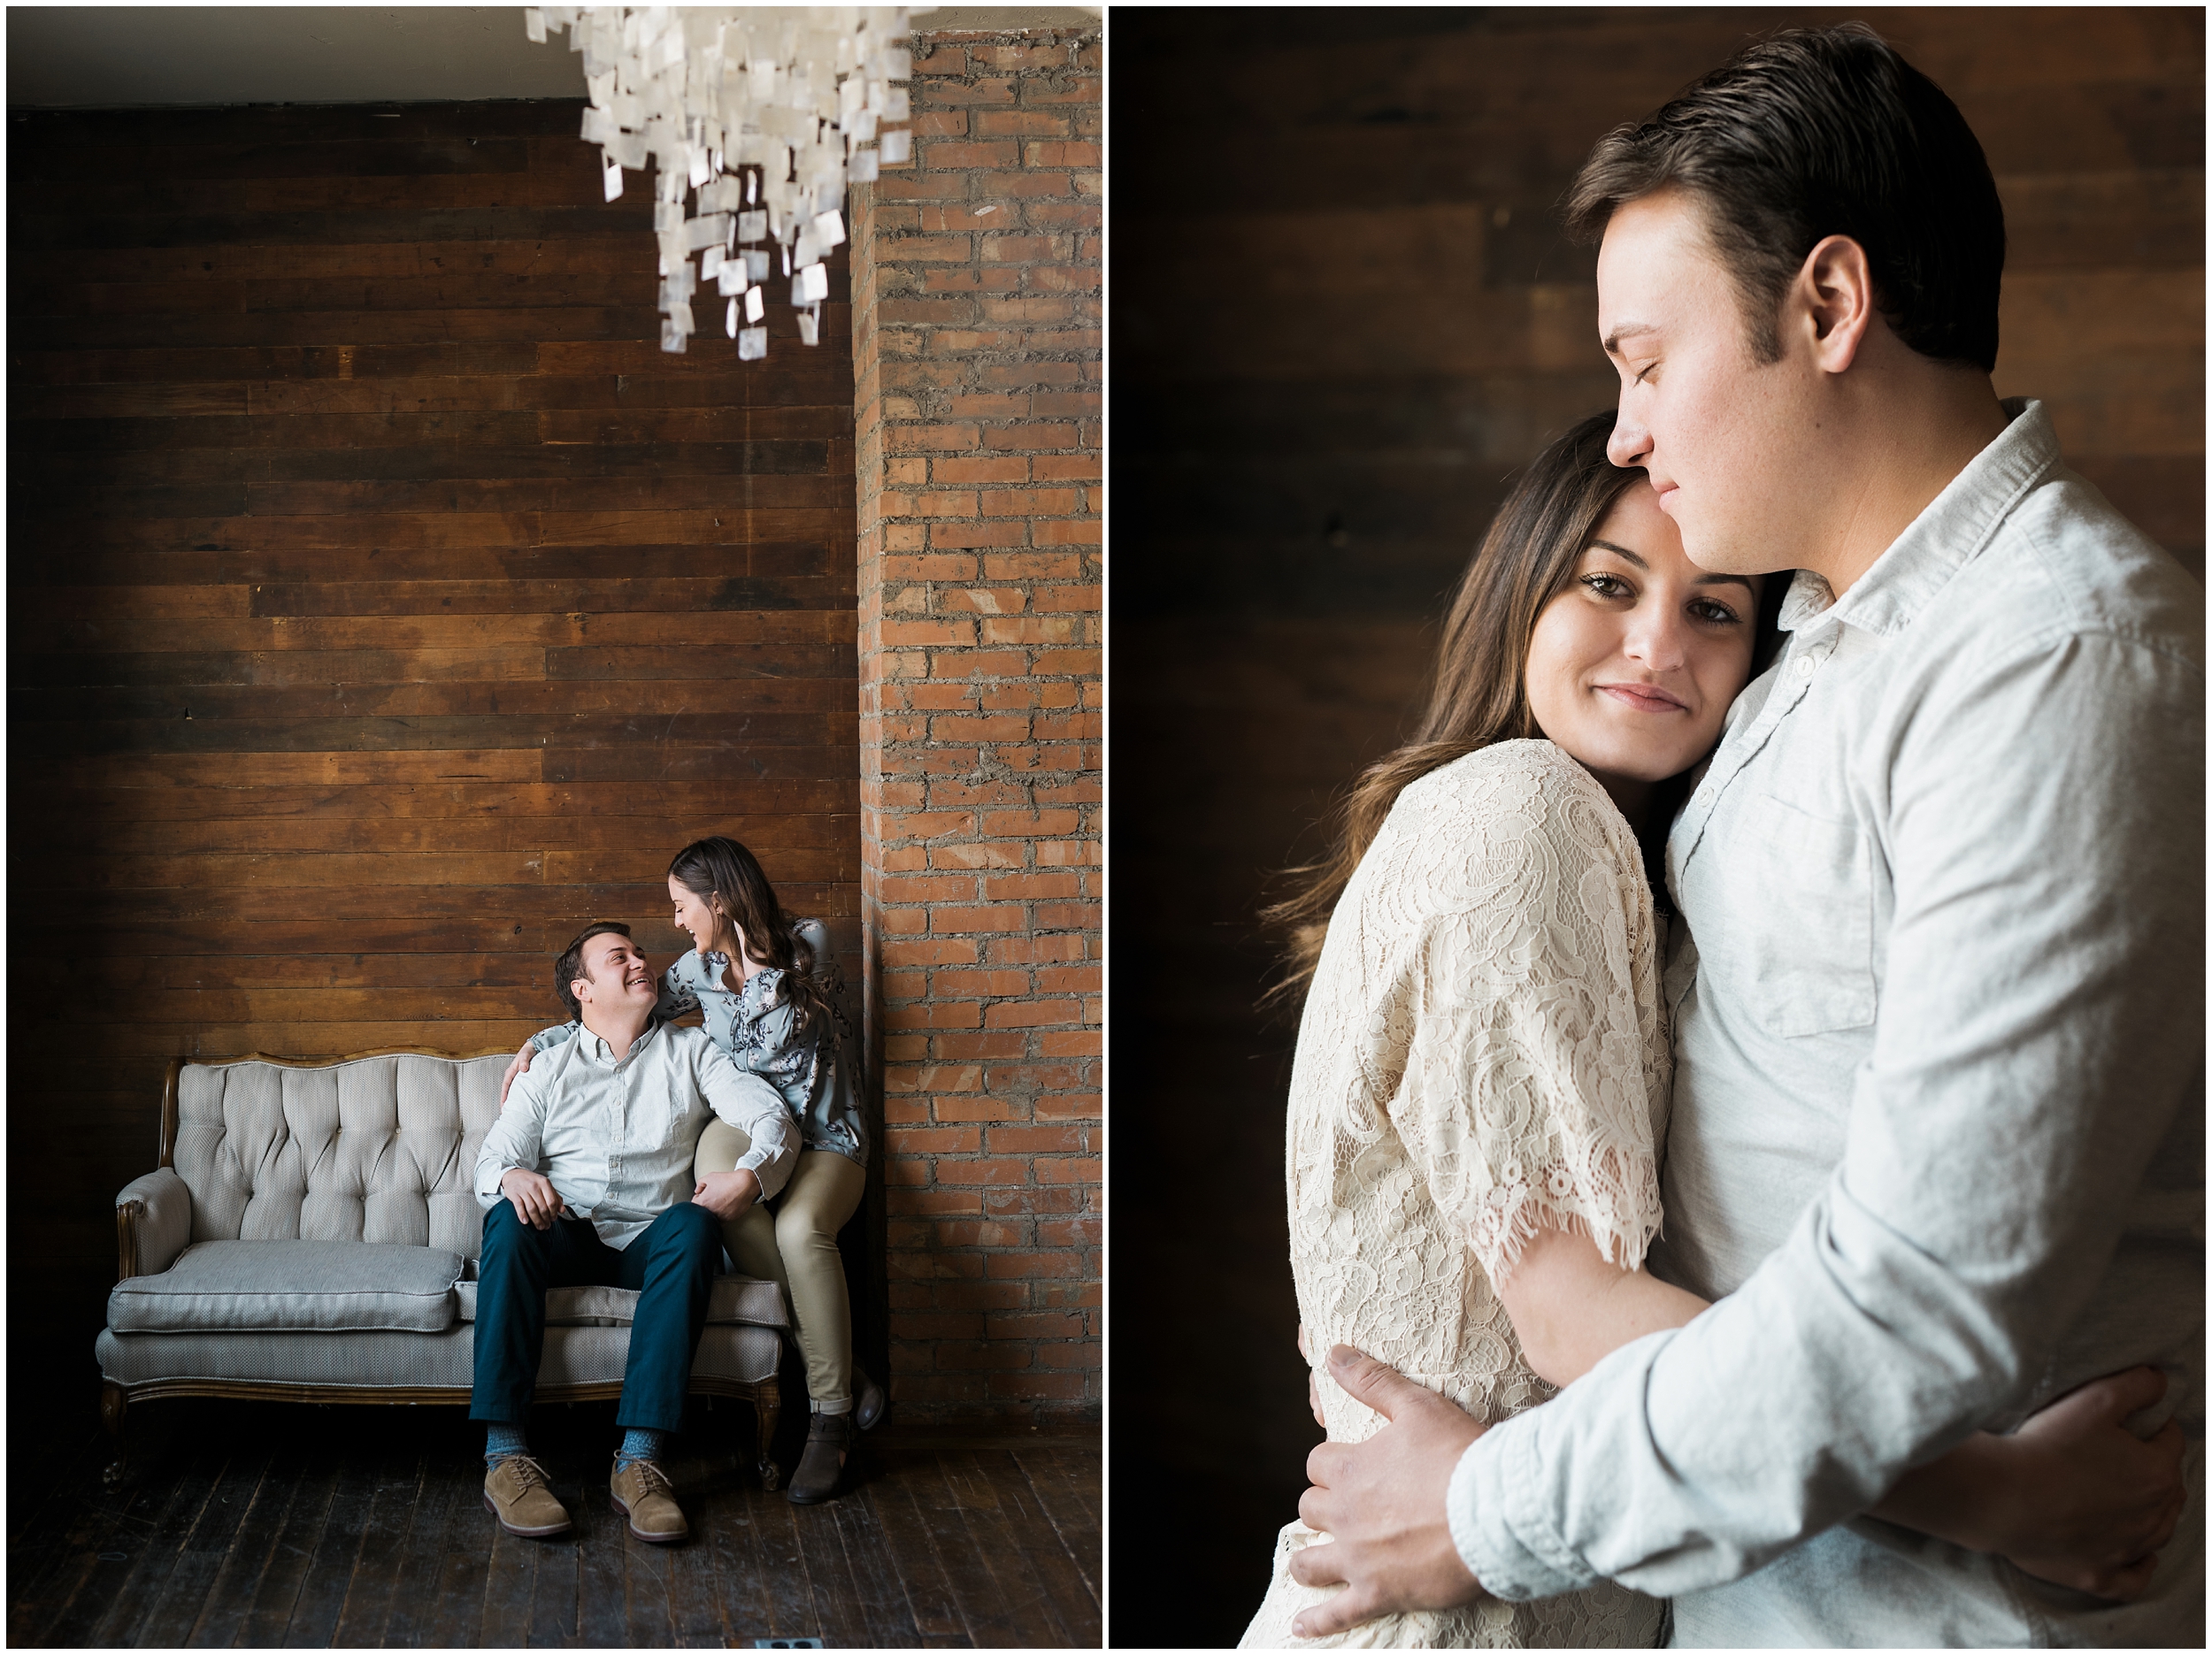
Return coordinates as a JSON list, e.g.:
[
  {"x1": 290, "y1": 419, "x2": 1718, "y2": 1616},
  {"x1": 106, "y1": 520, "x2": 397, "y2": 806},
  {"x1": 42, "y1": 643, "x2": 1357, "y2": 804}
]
[
  {"x1": 787, "y1": 1410, "x2": 853, "y2": 1505},
  {"x1": 854, "y1": 1368, "x2": 887, "y2": 1432}
]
